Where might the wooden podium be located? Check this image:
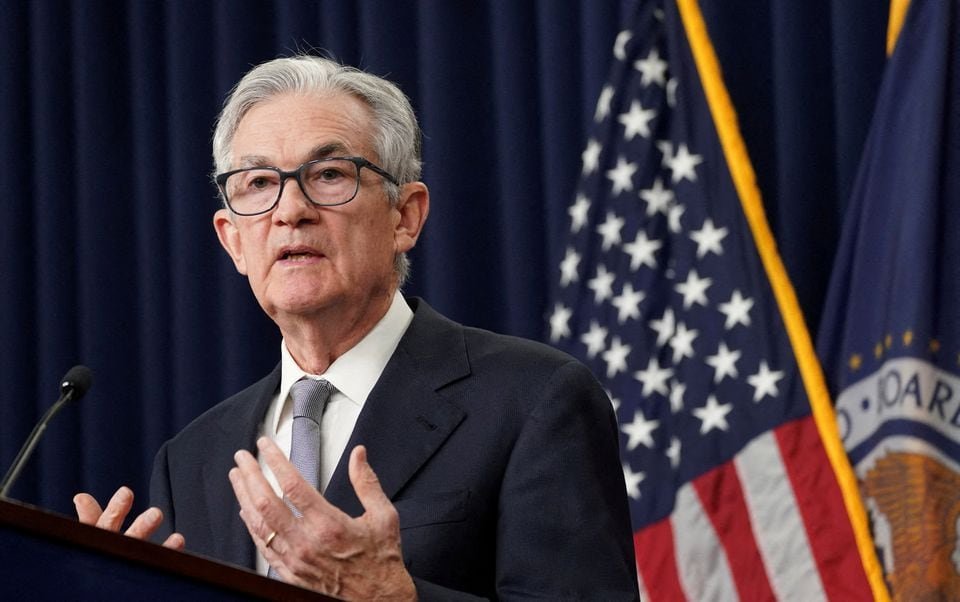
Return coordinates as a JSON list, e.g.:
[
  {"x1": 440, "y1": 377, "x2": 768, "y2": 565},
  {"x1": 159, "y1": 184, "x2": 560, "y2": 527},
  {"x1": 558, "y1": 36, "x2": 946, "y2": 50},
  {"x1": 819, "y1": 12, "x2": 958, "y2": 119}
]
[{"x1": 0, "y1": 498, "x2": 335, "y2": 600}]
